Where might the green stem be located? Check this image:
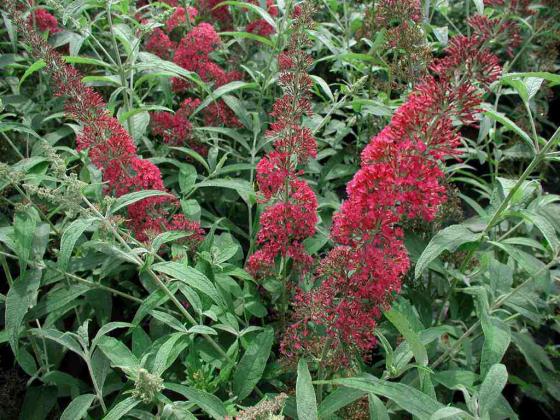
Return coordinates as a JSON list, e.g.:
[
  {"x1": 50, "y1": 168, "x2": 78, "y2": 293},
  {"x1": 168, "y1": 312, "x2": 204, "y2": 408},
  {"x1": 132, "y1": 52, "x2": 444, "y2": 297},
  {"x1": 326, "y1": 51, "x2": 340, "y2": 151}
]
[
  {"x1": 34, "y1": 319, "x2": 50, "y2": 373},
  {"x1": 316, "y1": 337, "x2": 333, "y2": 404},
  {"x1": 85, "y1": 352, "x2": 107, "y2": 413},
  {"x1": 80, "y1": 196, "x2": 255, "y2": 380},
  {"x1": 433, "y1": 255, "x2": 558, "y2": 370},
  {"x1": 279, "y1": 256, "x2": 288, "y2": 331},
  {"x1": 105, "y1": 3, "x2": 134, "y2": 138},
  {"x1": 1, "y1": 132, "x2": 25, "y2": 160},
  {"x1": 460, "y1": 127, "x2": 560, "y2": 272},
  {"x1": 434, "y1": 127, "x2": 560, "y2": 325},
  {"x1": 0, "y1": 254, "x2": 14, "y2": 287}
]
